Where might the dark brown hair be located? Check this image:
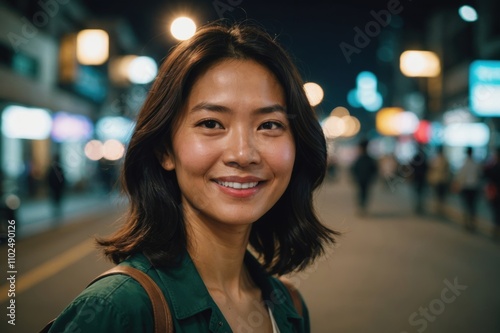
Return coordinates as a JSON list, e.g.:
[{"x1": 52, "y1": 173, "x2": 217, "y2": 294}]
[{"x1": 98, "y1": 21, "x2": 338, "y2": 275}]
